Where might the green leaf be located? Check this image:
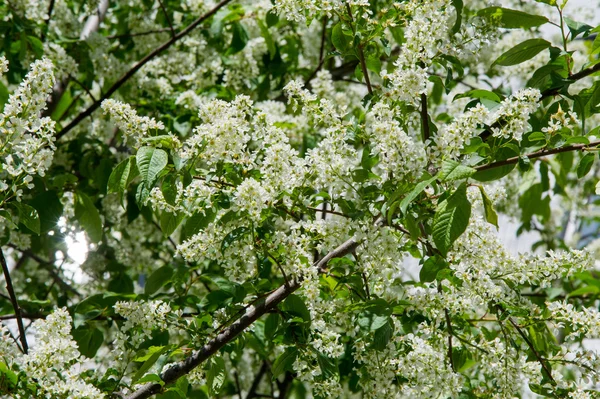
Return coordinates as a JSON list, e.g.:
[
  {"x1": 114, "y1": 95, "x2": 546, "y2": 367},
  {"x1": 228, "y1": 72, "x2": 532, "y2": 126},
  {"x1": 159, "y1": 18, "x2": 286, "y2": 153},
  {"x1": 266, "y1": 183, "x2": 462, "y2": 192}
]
[
  {"x1": 454, "y1": 89, "x2": 501, "y2": 102},
  {"x1": 206, "y1": 356, "x2": 226, "y2": 395},
  {"x1": 493, "y1": 39, "x2": 551, "y2": 67},
  {"x1": 399, "y1": 176, "x2": 436, "y2": 215},
  {"x1": 564, "y1": 17, "x2": 593, "y2": 40},
  {"x1": 365, "y1": 55, "x2": 381, "y2": 74},
  {"x1": 136, "y1": 147, "x2": 168, "y2": 187},
  {"x1": 182, "y1": 209, "x2": 216, "y2": 240},
  {"x1": 420, "y1": 255, "x2": 448, "y2": 283},
  {"x1": 145, "y1": 266, "x2": 174, "y2": 295},
  {"x1": 264, "y1": 313, "x2": 280, "y2": 340},
  {"x1": 432, "y1": 183, "x2": 472, "y2": 256},
  {"x1": 0, "y1": 361, "x2": 17, "y2": 388},
  {"x1": 72, "y1": 326, "x2": 104, "y2": 357},
  {"x1": 132, "y1": 346, "x2": 168, "y2": 385},
  {"x1": 160, "y1": 211, "x2": 184, "y2": 237},
  {"x1": 108, "y1": 157, "x2": 137, "y2": 195},
  {"x1": 440, "y1": 160, "x2": 476, "y2": 181},
  {"x1": 11, "y1": 202, "x2": 40, "y2": 235},
  {"x1": 478, "y1": 186, "x2": 499, "y2": 228},
  {"x1": 227, "y1": 22, "x2": 249, "y2": 55},
  {"x1": 477, "y1": 7, "x2": 549, "y2": 29},
  {"x1": 316, "y1": 352, "x2": 338, "y2": 379},
  {"x1": 75, "y1": 191, "x2": 103, "y2": 243},
  {"x1": 266, "y1": 10, "x2": 279, "y2": 27},
  {"x1": 161, "y1": 175, "x2": 178, "y2": 206},
  {"x1": 568, "y1": 285, "x2": 600, "y2": 298},
  {"x1": 30, "y1": 190, "x2": 64, "y2": 233},
  {"x1": 371, "y1": 320, "x2": 393, "y2": 351},
  {"x1": 258, "y1": 19, "x2": 276, "y2": 60},
  {"x1": 577, "y1": 153, "x2": 595, "y2": 178},
  {"x1": 451, "y1": 0, "x2": 463, "y2": 34},
  {"x1": 271, "y1": 347, "x2": 298, "y2": 378},
  {"x1": 136, "y1": 374, "x2": 165, "y2": 386},
  {"x1": 281, "y1": 294, "x2": 311, "y2": 323},
  {"x1": 332, "y1": 23, "x2": 351, "y2": 53}
]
